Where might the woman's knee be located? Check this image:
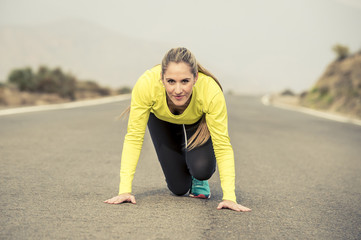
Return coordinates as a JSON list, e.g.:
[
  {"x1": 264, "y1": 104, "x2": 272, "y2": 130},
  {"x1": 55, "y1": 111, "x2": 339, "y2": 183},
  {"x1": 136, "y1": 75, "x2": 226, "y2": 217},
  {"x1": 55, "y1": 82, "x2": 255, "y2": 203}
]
[
  {"x1": 190, "y1": 169, "x2": 214, "y2": 181},
  {"x1": 167, "y1": 182, "x2": 191, "y2": 196},
  {"x1": 188, "y1": 157, "x2": 216, "y2": 180}
]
